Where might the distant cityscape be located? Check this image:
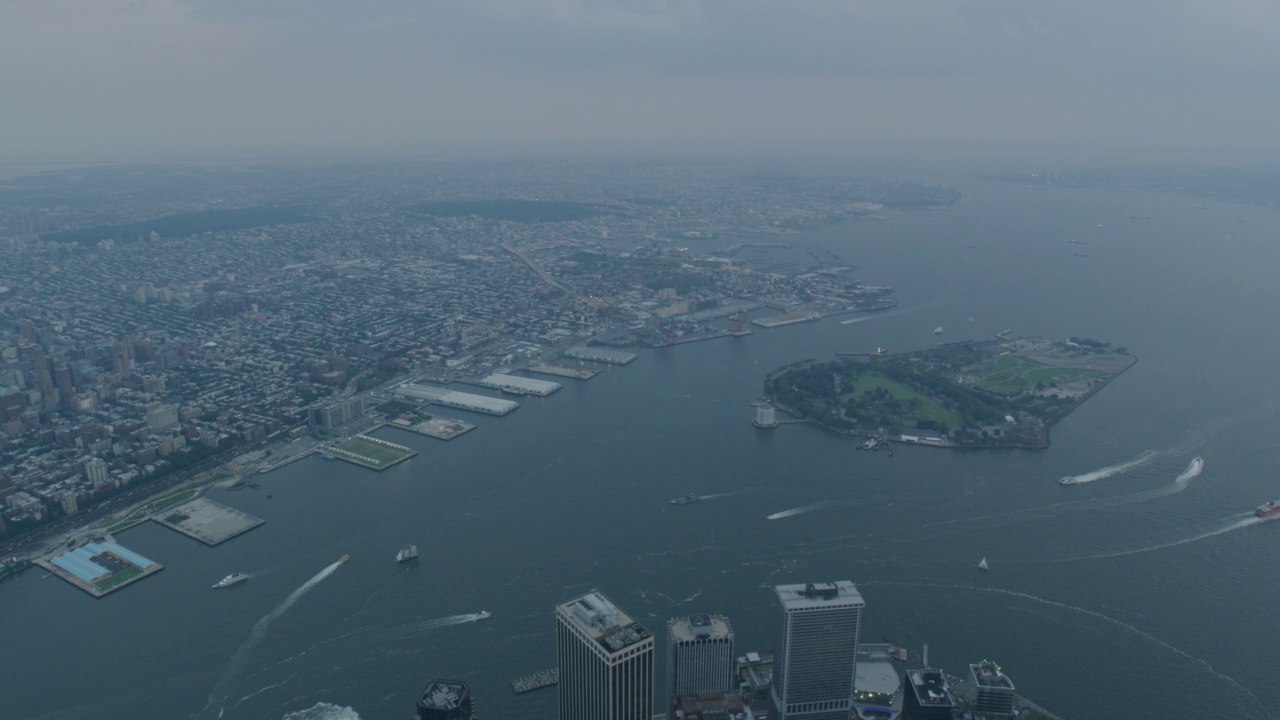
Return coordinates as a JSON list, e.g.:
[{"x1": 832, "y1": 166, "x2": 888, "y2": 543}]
[
  {"x1": 0, "y1": 162, "x2": 956, "y2": 558},
  {"x1": 415, "y1": 581, "x2": 1054, "y2": 720}
]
